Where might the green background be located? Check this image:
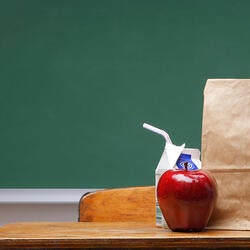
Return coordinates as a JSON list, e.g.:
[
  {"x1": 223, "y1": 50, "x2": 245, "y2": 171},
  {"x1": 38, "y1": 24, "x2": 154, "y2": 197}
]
[{"x1": 0, "y1": 0, "x2": 249, "y2": 188}]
